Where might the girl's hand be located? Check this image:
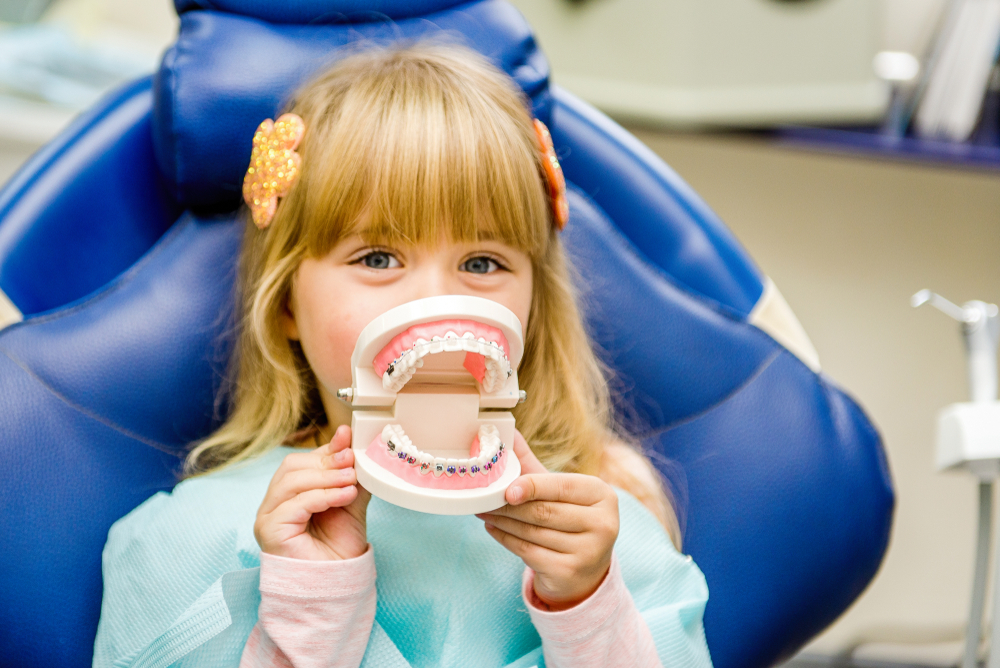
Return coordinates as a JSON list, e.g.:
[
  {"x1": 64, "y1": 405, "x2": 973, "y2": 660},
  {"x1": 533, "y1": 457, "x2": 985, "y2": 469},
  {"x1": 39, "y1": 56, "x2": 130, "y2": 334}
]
[
  {"x1": 254, "y1": 425, "x2": 372, "y2": 561},
  {"x1": 477, "y1": 431, "x2": 619, "y2": 610}
]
